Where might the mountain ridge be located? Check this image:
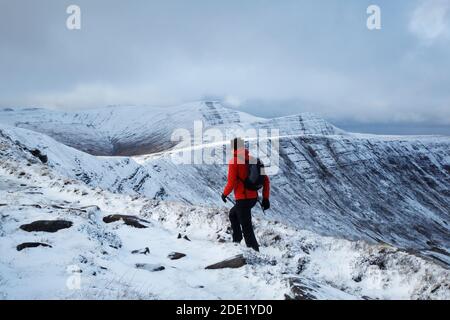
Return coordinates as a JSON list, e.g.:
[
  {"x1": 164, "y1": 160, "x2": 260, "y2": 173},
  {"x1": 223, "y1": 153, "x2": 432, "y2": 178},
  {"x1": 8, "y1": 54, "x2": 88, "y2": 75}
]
[{"x1": 0, "y1": 102, "x2": 344, "y2": 156}]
